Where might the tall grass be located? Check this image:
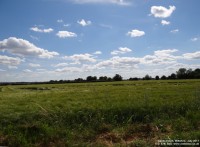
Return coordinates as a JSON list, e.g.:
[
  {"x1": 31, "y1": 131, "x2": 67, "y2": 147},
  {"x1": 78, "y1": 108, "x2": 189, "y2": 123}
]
[{"x1": 0, "y1": 80, "x2": 200, "y2": 146}]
